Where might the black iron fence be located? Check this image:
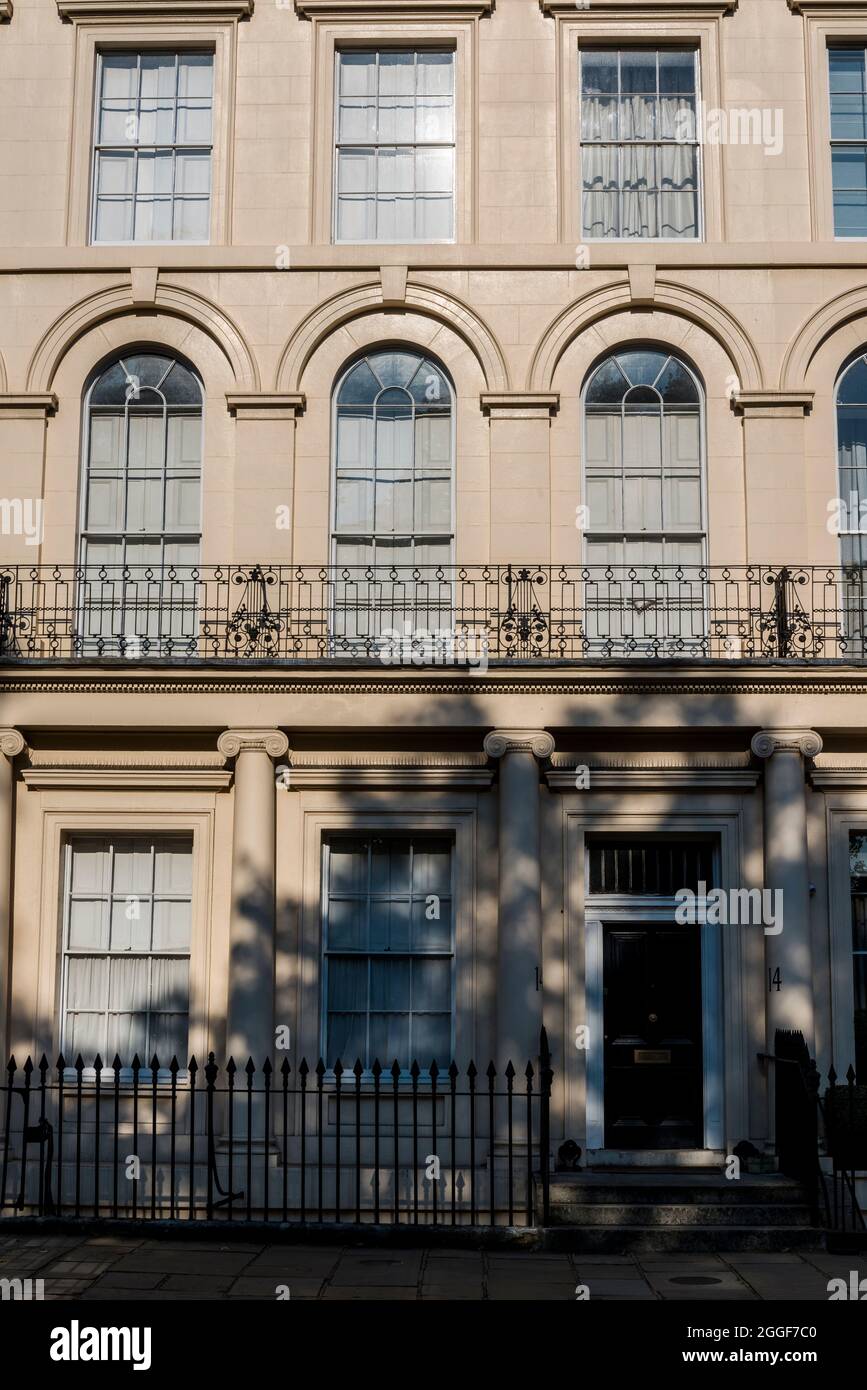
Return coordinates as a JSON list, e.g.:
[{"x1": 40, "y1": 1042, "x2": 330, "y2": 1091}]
[
  {"x1": 771, "y1": 1030, "x2": 866, "y2": 1239},
  {"x1": 1, "y1": 1033, "x2": 553, "y2": 1228},
  {"x1": 1, "y1": 562, "x2": 866, "y2": 662}
]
